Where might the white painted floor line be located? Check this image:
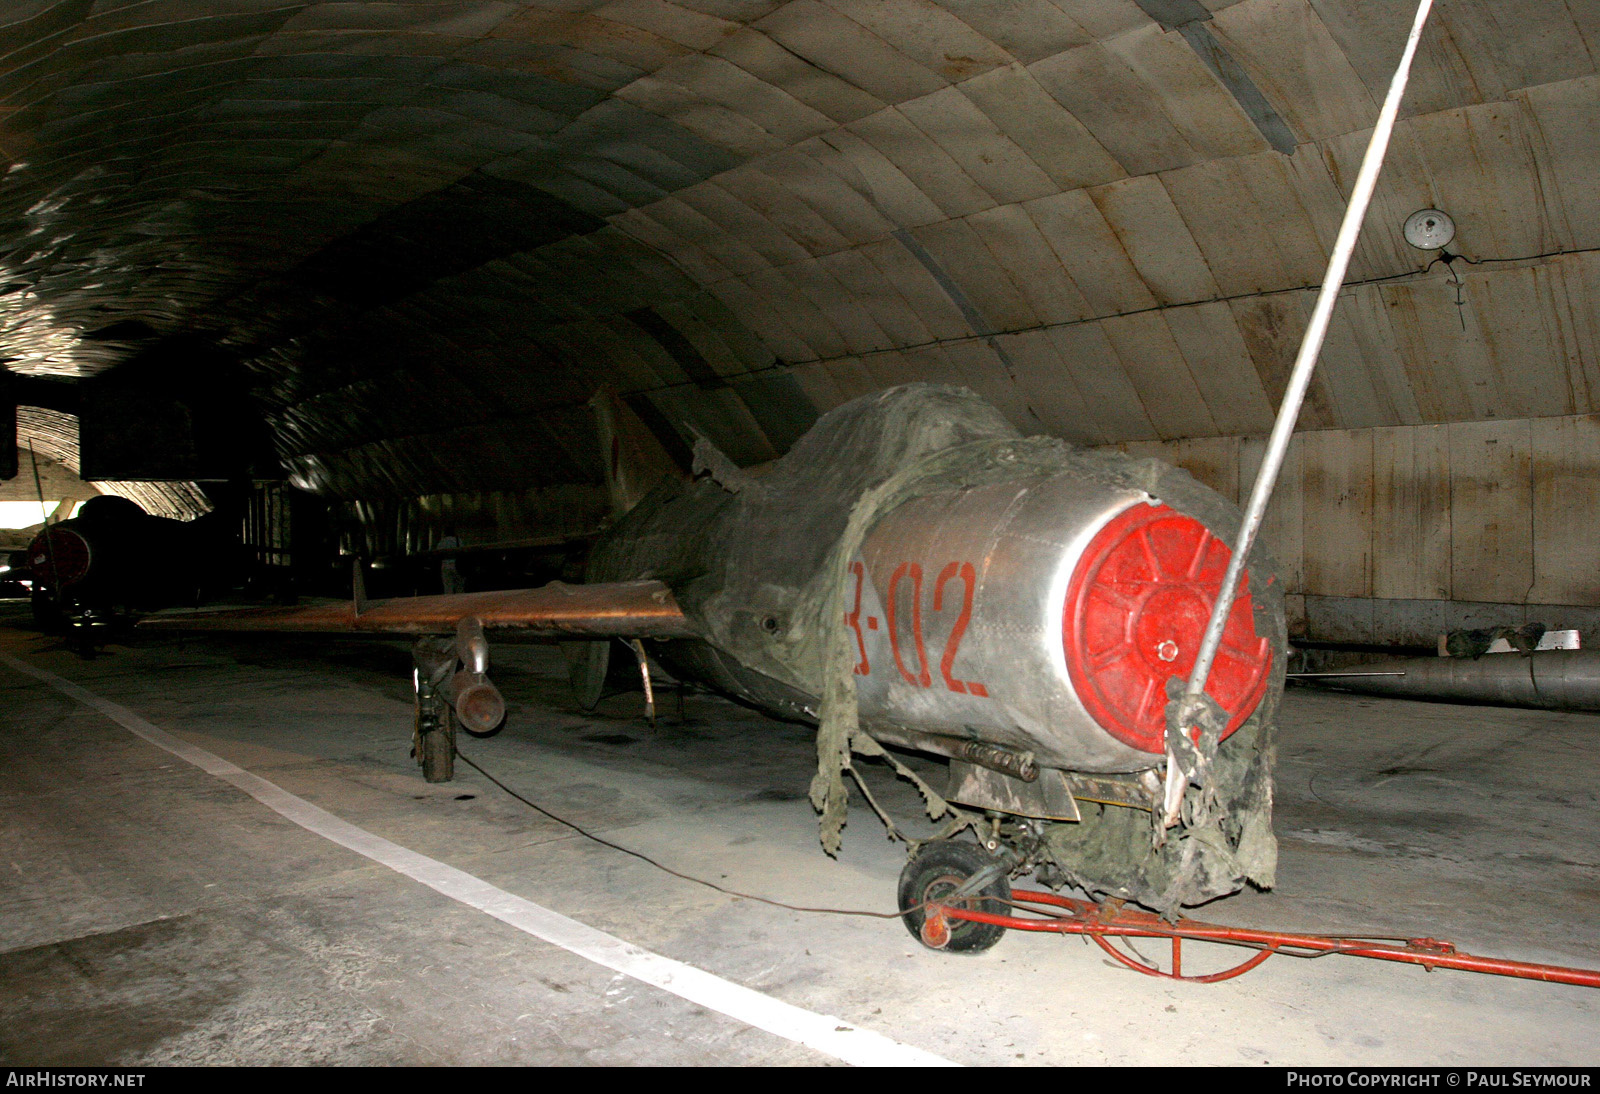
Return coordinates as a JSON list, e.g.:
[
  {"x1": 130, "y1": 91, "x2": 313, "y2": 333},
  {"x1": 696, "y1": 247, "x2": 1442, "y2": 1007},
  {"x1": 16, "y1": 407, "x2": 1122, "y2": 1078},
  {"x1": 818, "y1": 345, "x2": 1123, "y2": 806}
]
[{"x1": 1, "y1": 651, "x2": 958, "y2": 1068}]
